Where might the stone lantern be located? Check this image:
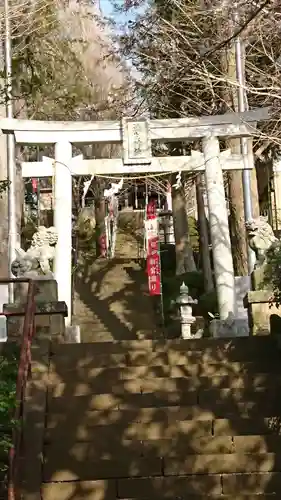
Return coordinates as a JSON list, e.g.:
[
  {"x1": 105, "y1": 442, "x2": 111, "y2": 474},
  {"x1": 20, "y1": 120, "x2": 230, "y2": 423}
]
[{"x1": 176, "y1": 282, "x2": 199, "y2": 339}]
